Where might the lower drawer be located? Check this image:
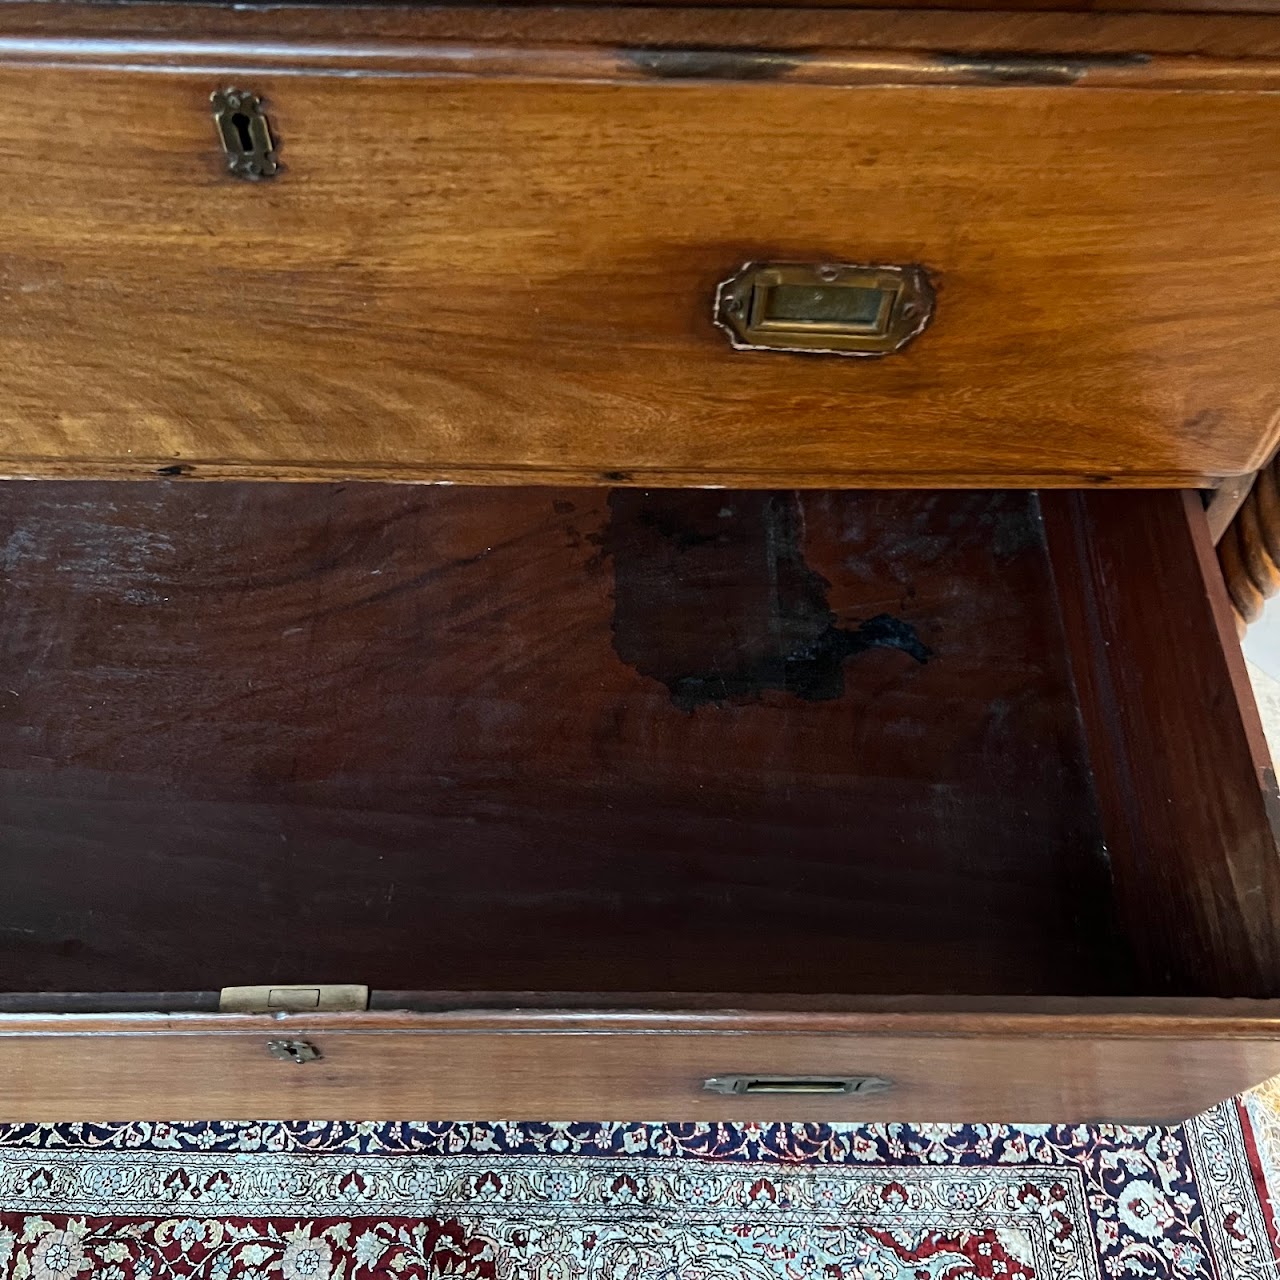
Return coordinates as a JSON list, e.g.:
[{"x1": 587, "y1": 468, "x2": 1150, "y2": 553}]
[
  {"x1": 5, "y1": 1006, "x2": 1280, "y2": 1123},
  {"x1": 0, "y1": 483, "x2": 1277, "y2": 1120}
]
